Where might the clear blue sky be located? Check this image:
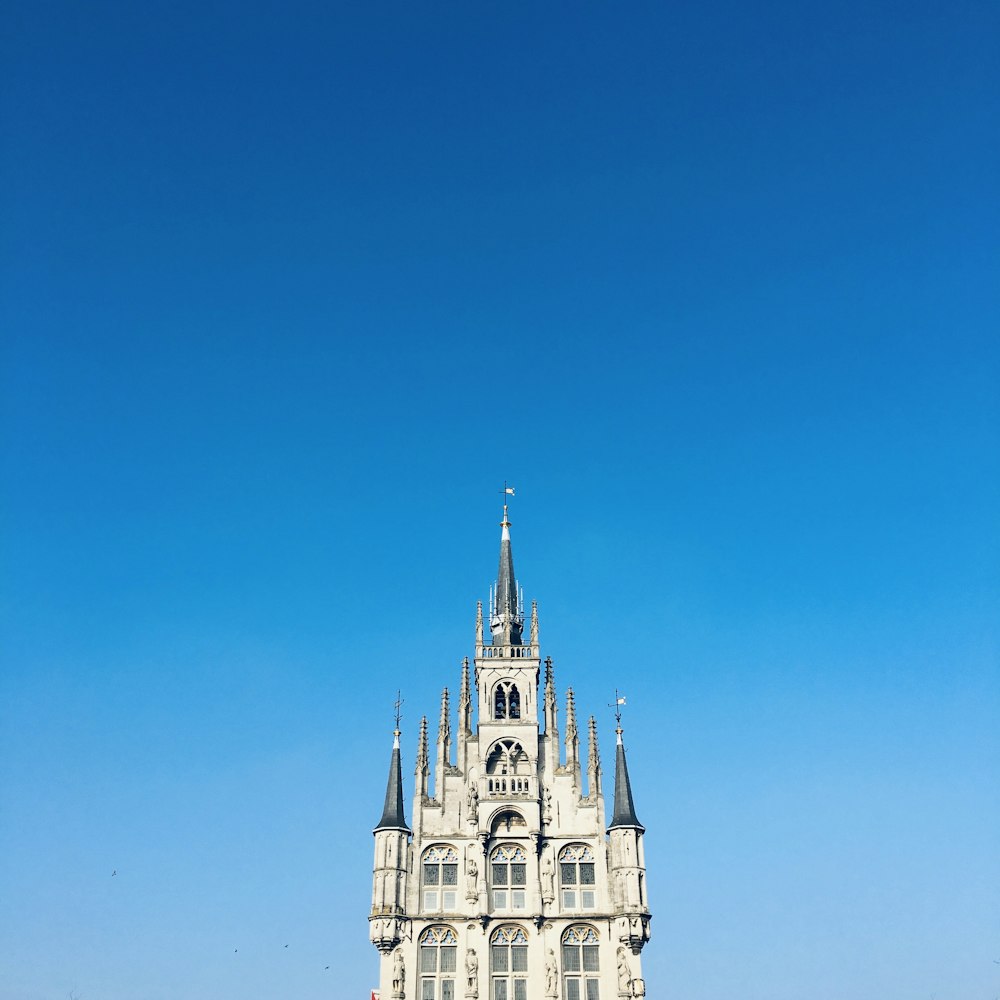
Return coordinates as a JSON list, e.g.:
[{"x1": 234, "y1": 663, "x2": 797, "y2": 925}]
[{"x1": 1, "y1": 1, "x2": 997, "y2": 998}]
